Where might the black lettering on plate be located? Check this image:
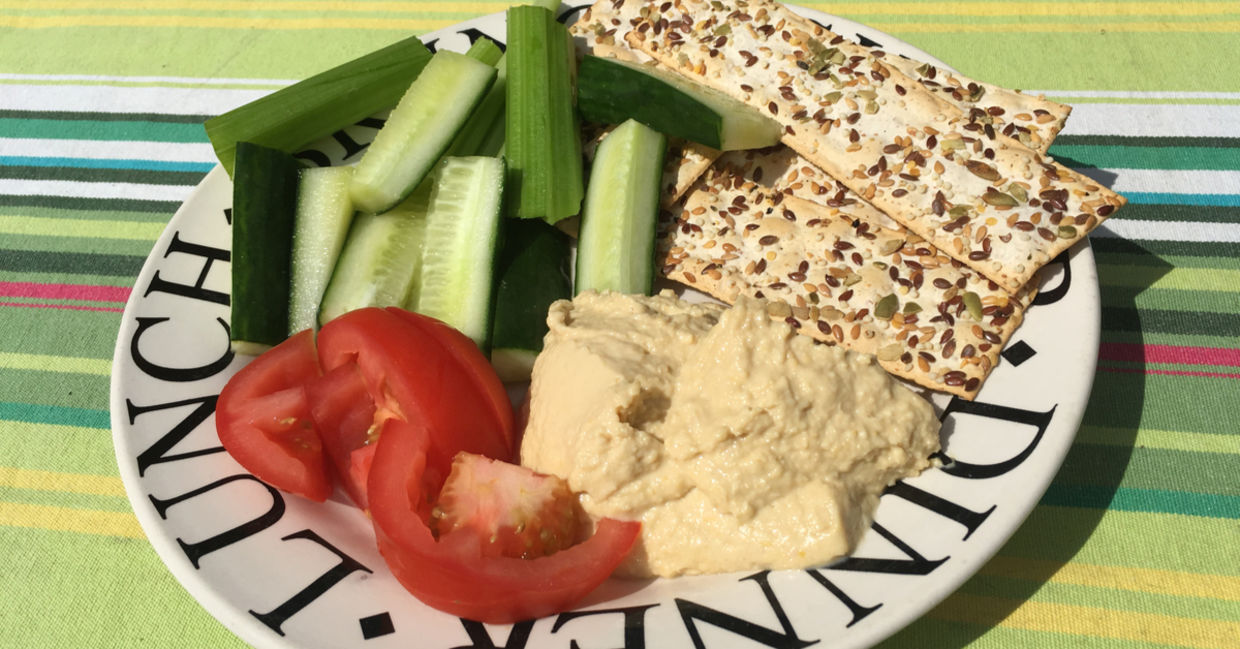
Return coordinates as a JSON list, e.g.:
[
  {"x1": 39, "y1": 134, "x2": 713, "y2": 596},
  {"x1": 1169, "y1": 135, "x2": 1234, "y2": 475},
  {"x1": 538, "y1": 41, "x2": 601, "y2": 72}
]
[
  {"x1": 148, "y1": 473, "x2": 285, "y2": 568},
  {"x1": 128, "y1": 394, "x2": 224, "y2": 477},
  {"x1": 937, "y1": 399, "x2": 1058, "y2": 480},
  {"x1": 331, "y1": 129, "x2": 370, "y2": 160},
  {"x1": 451, "y1": 619, "x2": 535, "y2": 649},
  {"x1": 129, "y1": 316, "x2": 233, "y2": 382},
  {"x1": 251, "y1": 529, "x2": 373, "y2": 635},
  {"x1": 802, "y1": 571, "x2": 881, "y2": 628},
  {"x1": 425, "y1": 27, "x2": 505, "y2": 54},
  {"x1": 294, "y1": 150, "x2": 331, "y2": 168},
  {"x1": 552, "y1": 605, "x2": 658, "y2": 649},
  {"x1": 1032, "y1": 250, "x2": 1072, "y2": 306},
  {"x1": 884, "y1": 481, "x2": 995, "y2": 540},
  {"x1": 676, "y1": 571, "x2": 817, "y2": 649},
  {"x1": 828, "y1": 523, "x2": 947, "y2": 576},
  {"x1": 144, "y1": 231, "x2": 230, "y2": 306}
]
